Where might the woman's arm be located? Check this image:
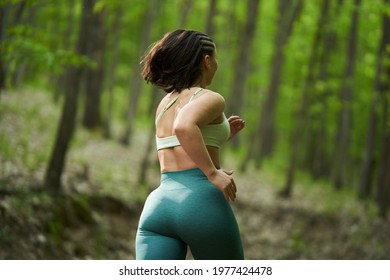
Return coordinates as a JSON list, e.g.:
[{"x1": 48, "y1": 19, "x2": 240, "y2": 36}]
[{"x1": 174, "y1": 91, "x2": 237, "y2": 201}]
